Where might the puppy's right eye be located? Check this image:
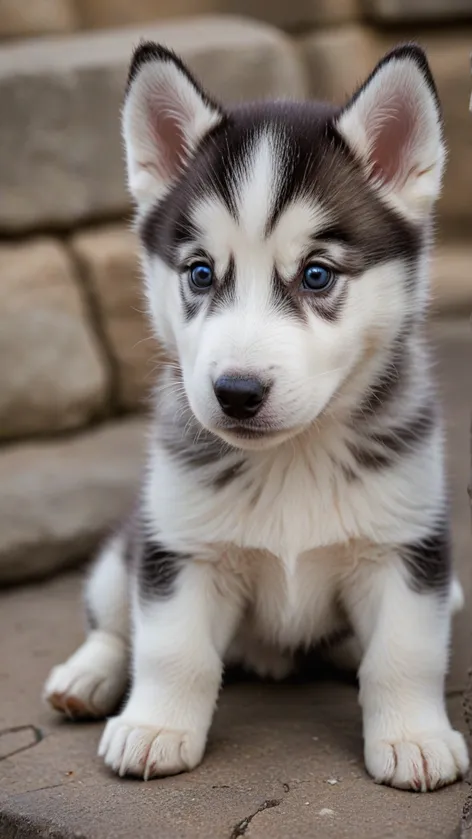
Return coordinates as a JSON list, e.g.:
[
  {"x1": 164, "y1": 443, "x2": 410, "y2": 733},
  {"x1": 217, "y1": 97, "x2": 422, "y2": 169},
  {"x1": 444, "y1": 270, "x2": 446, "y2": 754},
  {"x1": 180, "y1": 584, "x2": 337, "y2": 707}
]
[
  {"x1": 301, "y1": 263, "x2": 336, "y2": 293},
  {"x1": 189, "y1": 262, "x2": 213, "y2": 291}
]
